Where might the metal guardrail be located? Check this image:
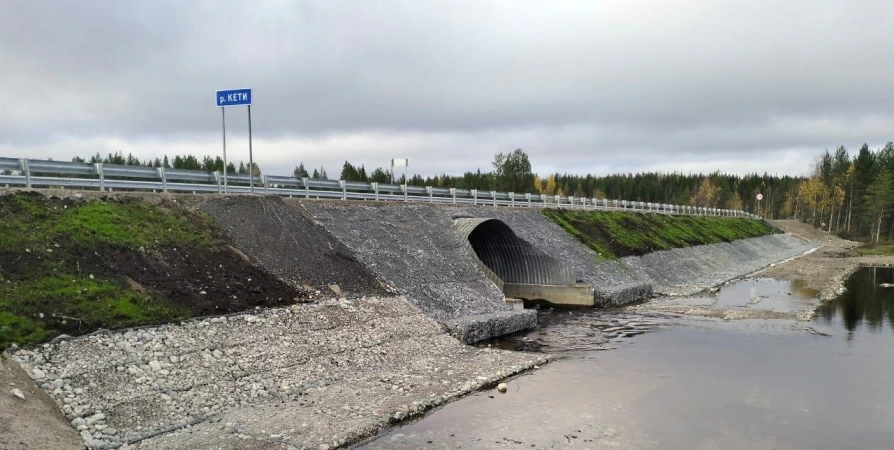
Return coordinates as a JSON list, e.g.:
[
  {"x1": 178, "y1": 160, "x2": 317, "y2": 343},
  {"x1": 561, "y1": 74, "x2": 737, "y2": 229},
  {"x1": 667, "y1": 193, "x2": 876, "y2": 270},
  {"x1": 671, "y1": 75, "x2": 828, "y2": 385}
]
[{"x1": 0, "y1": 157, "x2": 759, "y2": 218}]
